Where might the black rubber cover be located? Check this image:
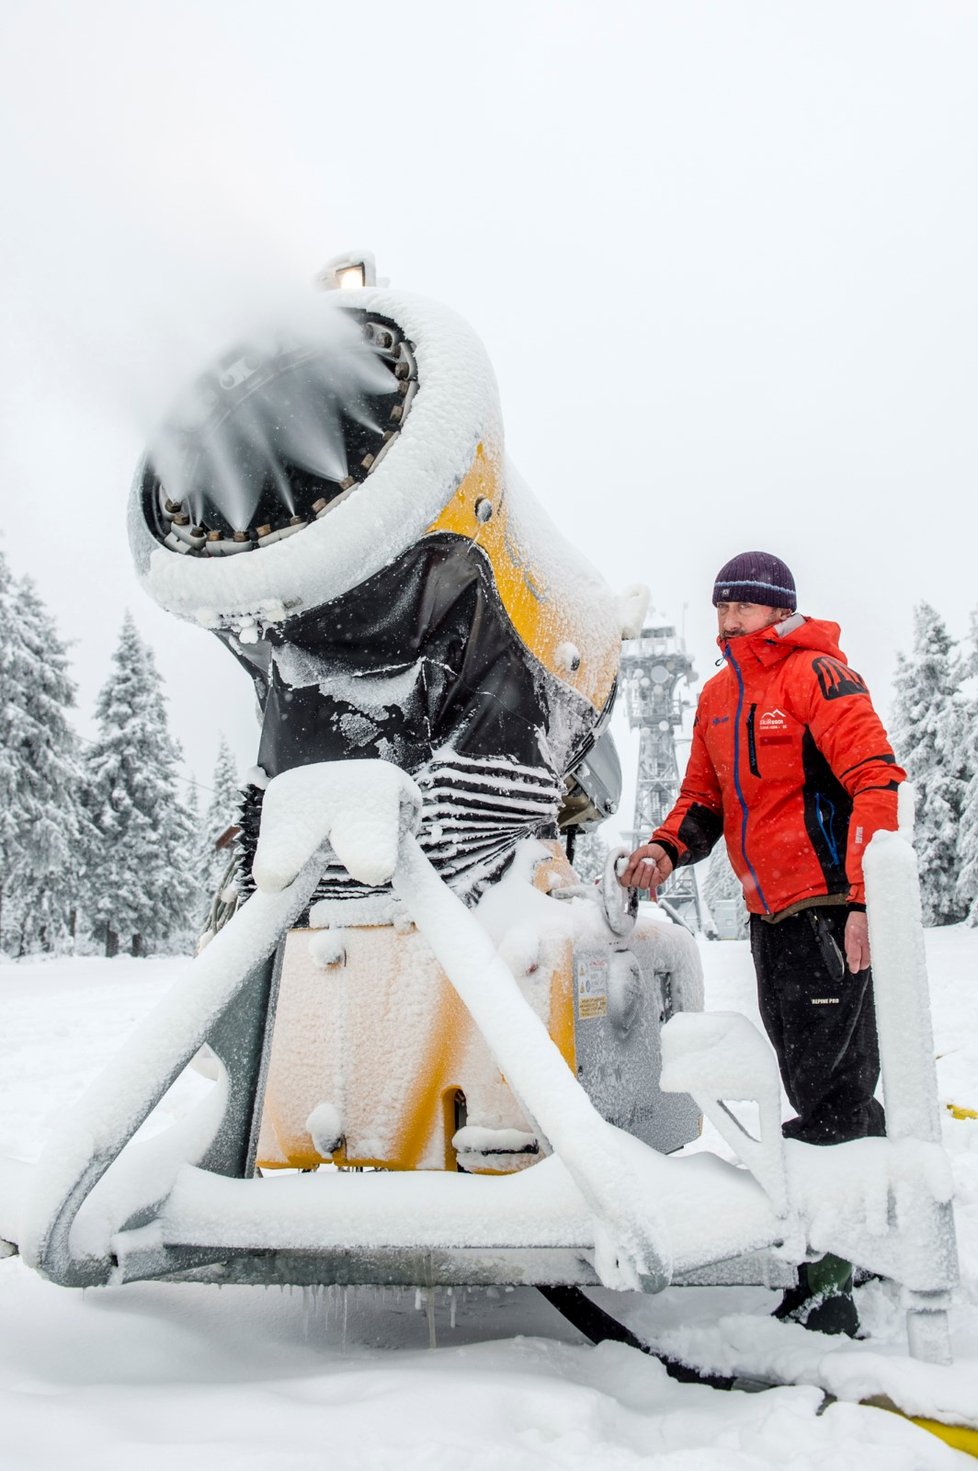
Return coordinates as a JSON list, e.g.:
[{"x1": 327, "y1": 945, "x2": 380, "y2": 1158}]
[{"x1": 224, "y1": 531, "x2": 596, "y2": 780}]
